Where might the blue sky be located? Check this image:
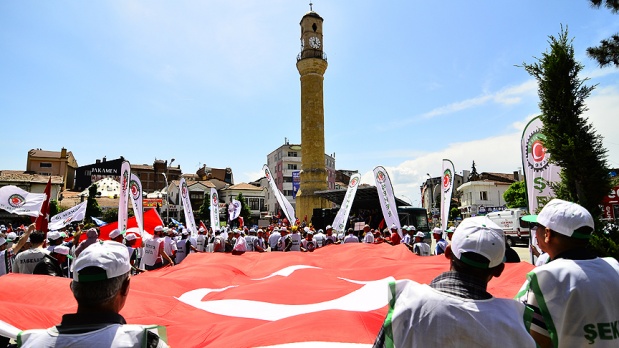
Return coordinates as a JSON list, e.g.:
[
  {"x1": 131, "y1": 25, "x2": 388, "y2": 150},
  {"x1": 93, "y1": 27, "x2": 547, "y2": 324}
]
[{"x1": 2, "y1": 1, "x2": 619, "y2": 206}]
